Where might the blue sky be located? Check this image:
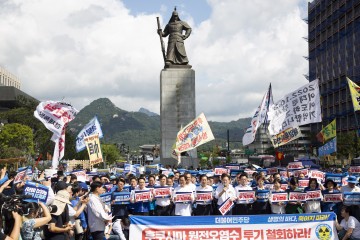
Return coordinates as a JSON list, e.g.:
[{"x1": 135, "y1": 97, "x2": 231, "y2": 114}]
[
  {"x1": 122, "y1": 0, "x2": 211, "y2": 25},
  {"x1": 0, "y1": 0, "x2": 310, "y2": 122}
]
